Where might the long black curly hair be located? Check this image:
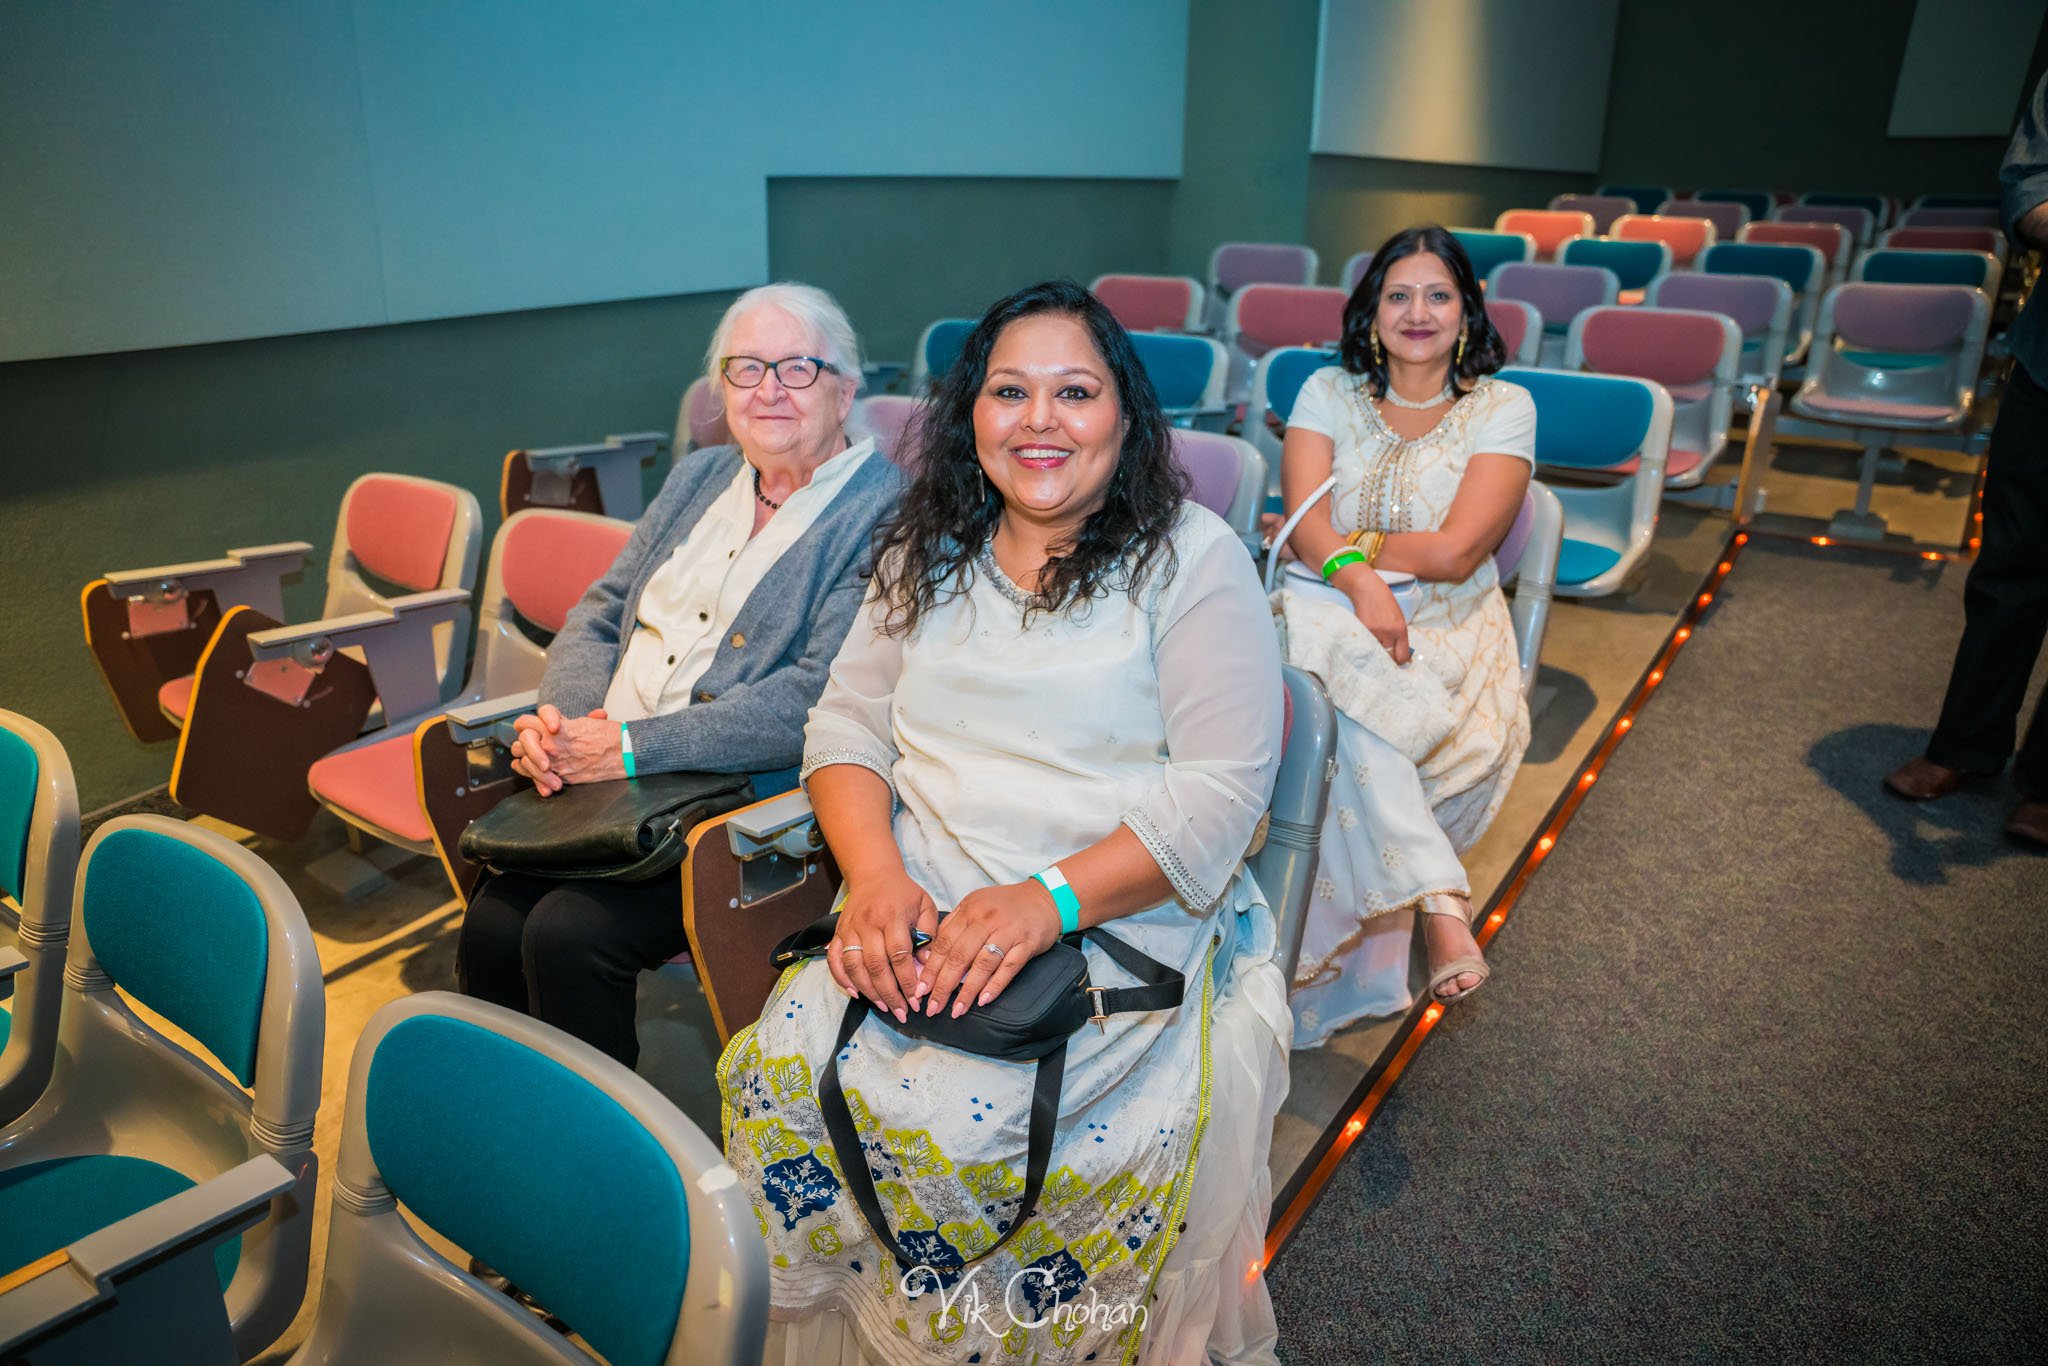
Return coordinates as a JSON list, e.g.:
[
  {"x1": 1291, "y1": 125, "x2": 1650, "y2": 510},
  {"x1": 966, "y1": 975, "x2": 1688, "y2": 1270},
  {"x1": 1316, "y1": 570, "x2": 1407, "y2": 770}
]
[
  {"x1": 1339, "y1": 224, "x2": 1505, "y2": 398},
  {"x1": 872, "y1": 279, "x2": 1186, "y2": 635}
]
